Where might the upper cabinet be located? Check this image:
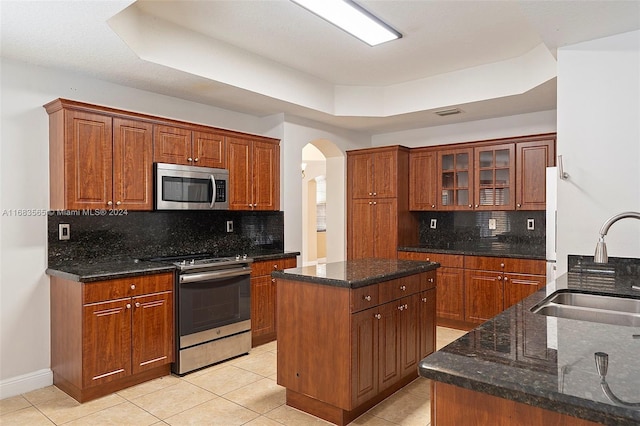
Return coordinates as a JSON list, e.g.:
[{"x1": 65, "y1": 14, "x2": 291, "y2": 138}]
[
  {"x1": 411, "y1": 134, "x2": 556, "y2": 211},
  {"x1": 153, "y1": 125, "x2": 226, "y2": 169},
  {"x1": 227, "y1": 136, "x2": 280, "y2": 211},
  {"x1": 349, "y1": 148, "x2": 398, "y2": 199},
  {"x1": 46, "y1": 101, "x2": 153, "y2": 211}
]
